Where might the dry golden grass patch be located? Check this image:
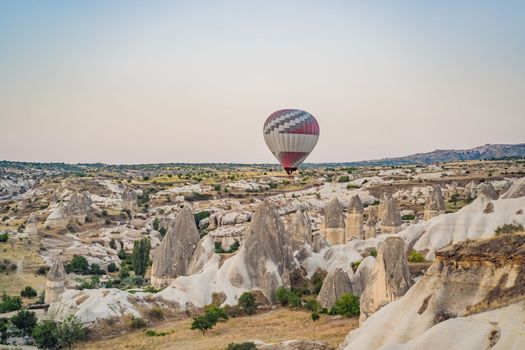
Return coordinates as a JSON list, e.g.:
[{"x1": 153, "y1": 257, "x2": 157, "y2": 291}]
[{"x1": 79, "y1": 308, "x2": 357, "y2": 350}]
